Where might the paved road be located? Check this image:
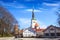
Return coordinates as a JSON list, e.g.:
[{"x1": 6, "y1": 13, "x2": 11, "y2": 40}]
[
  {"x1": 14, "y1": 38, "x2": 60, "y2": 40},
  {"x1": 0, "y1": 37, "x2": 60, "y2": 40}
]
